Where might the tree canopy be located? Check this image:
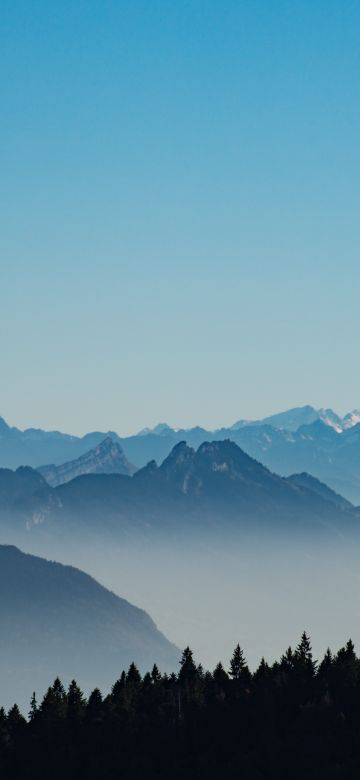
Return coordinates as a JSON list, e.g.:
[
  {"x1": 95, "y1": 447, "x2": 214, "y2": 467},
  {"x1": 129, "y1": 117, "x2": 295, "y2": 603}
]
[{"x1": 1, "y1": 634, "x2": 360, "y2": 779}]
